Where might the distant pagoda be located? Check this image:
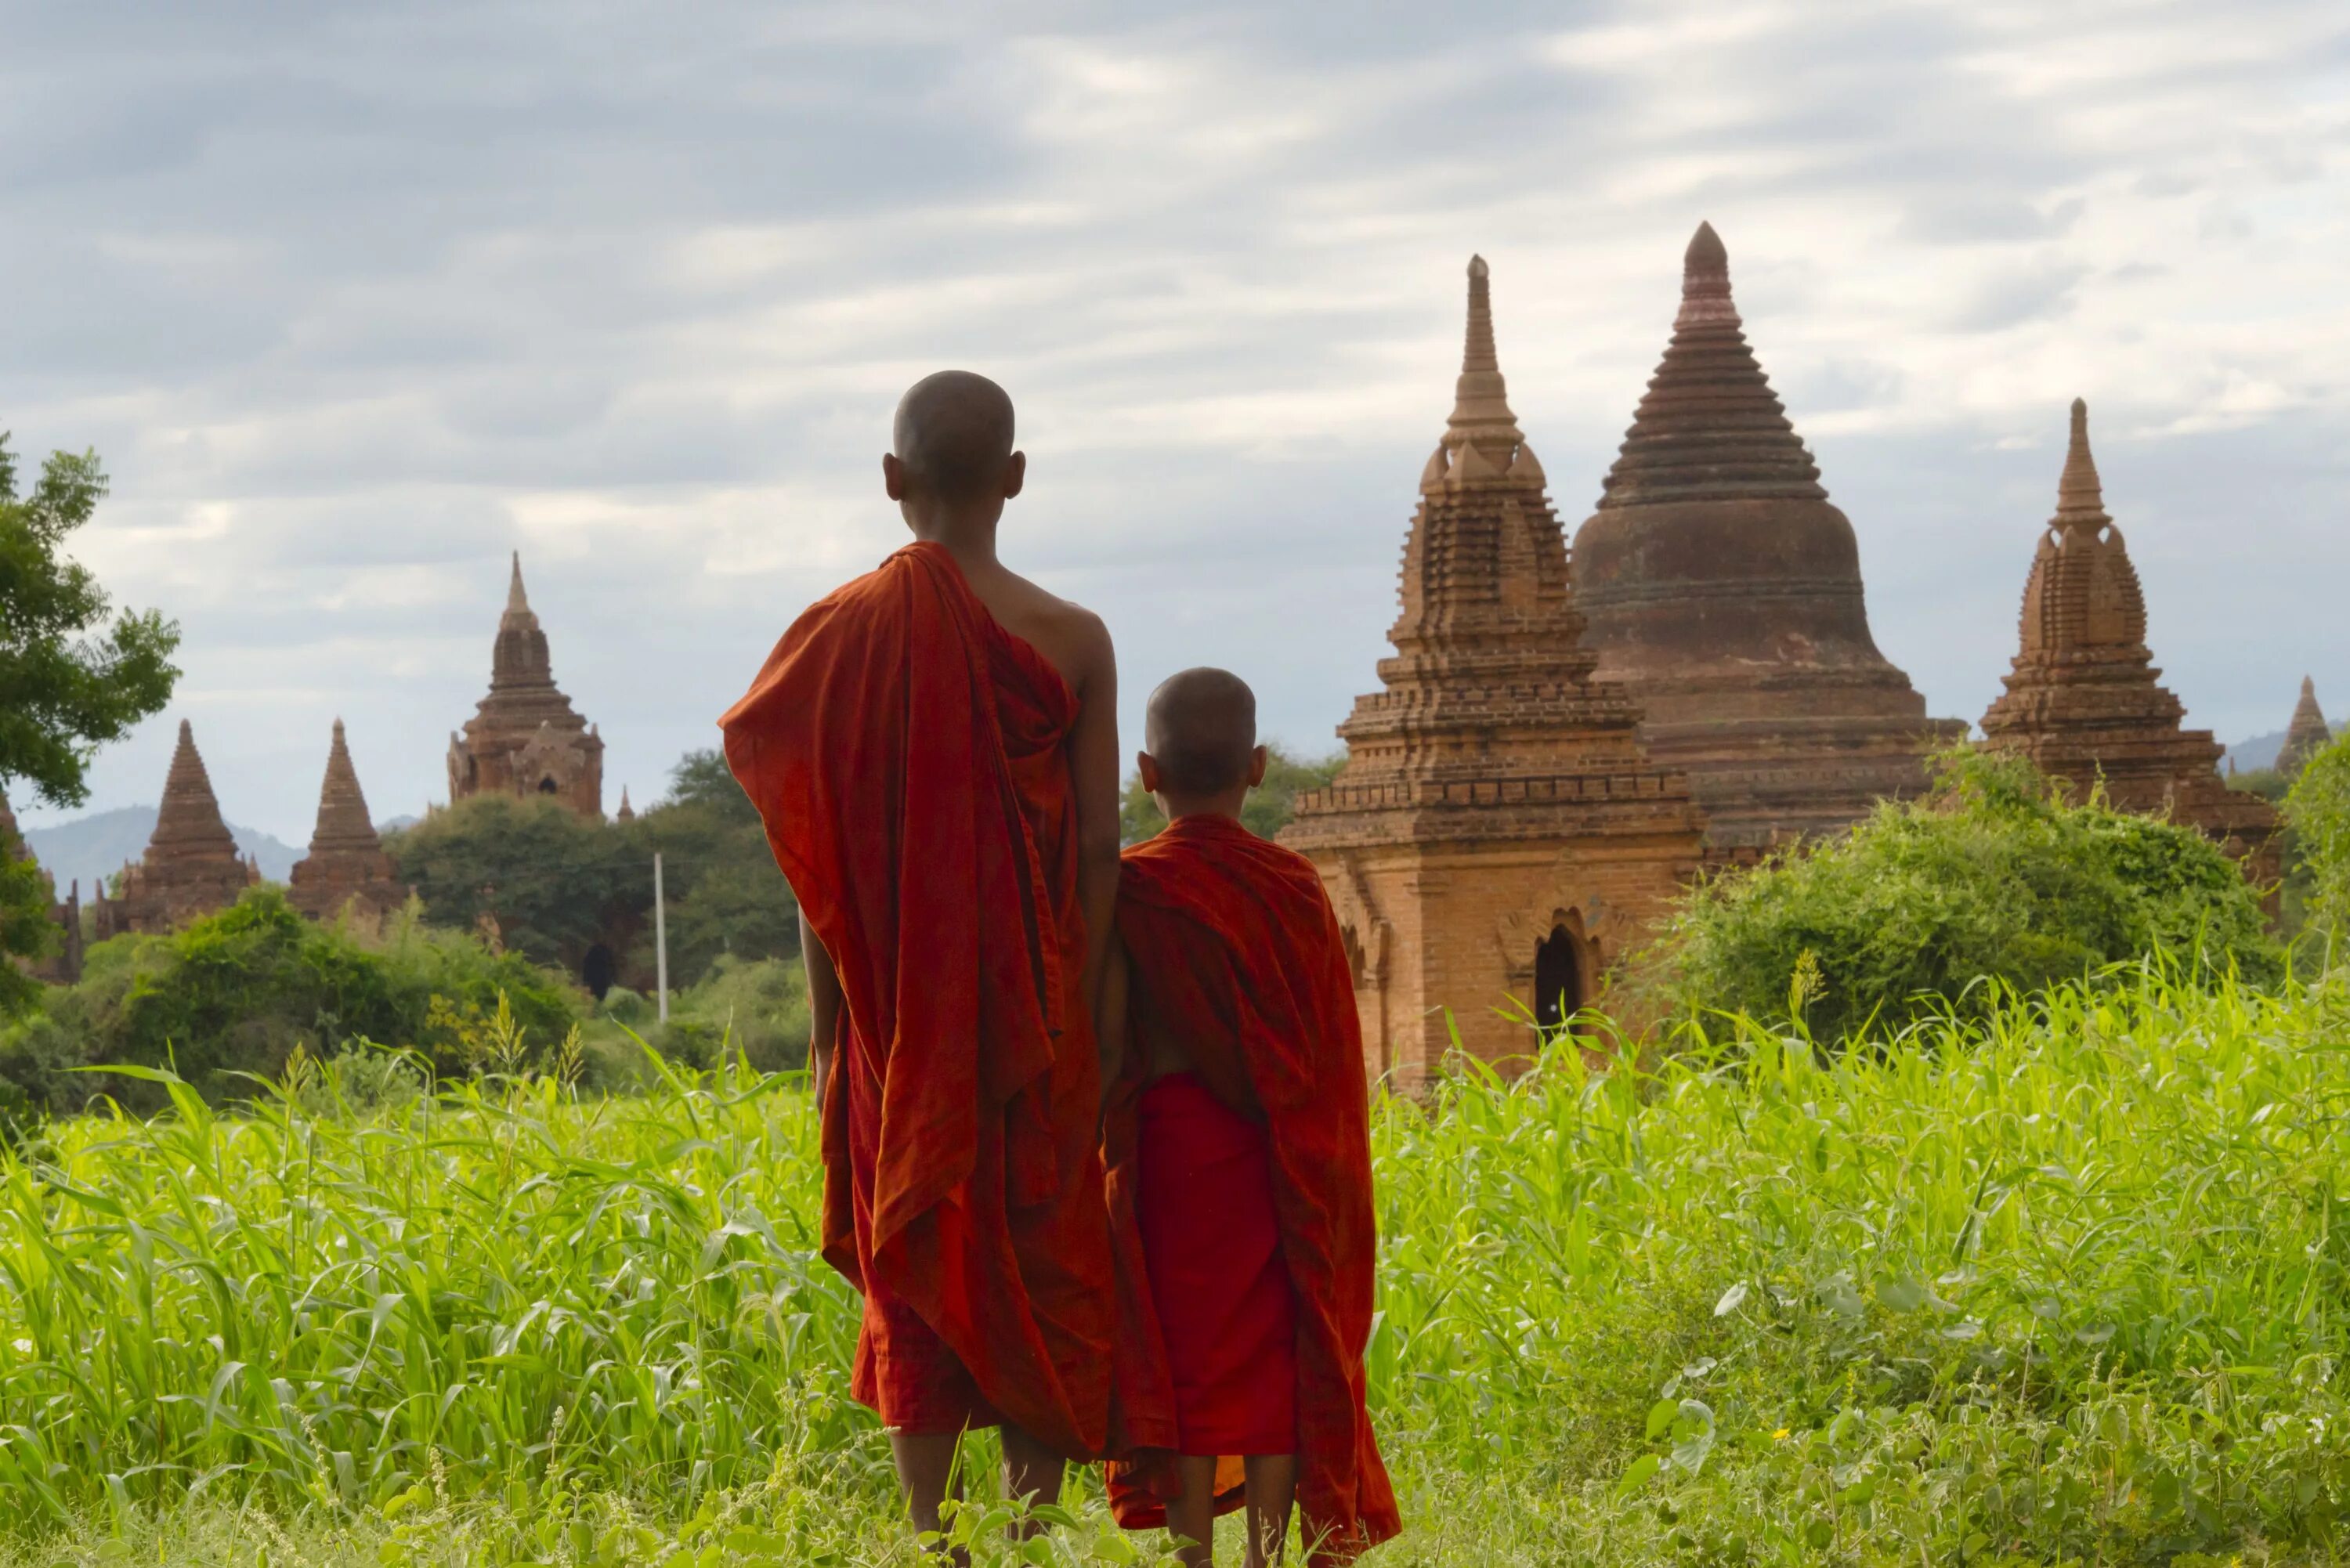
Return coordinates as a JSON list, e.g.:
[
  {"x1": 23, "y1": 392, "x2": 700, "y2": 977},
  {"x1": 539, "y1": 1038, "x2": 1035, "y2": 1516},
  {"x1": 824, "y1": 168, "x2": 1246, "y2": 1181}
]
[
  {"x1": 1284, "y1": 256, "x2": 1705, "y2": 1086},
  {"x1": 1979, "y1": 400, "x2": 2279, "y2": 880},
  {"x1": 1571, "y1": 223, "x2": 1963, "y2": 856},
  {"x1": 288, "y1": 720, "x2": 406, "y2": 921},
  {"x1": 447, "y1": 554, "x2": 605, "y2": 816},
  {"x1": 94, "y1": 720, "x2": 258, "y2": 938},
  {"x1": 2278, "y1": 677, "x2": 2332, "y2": 776}
]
